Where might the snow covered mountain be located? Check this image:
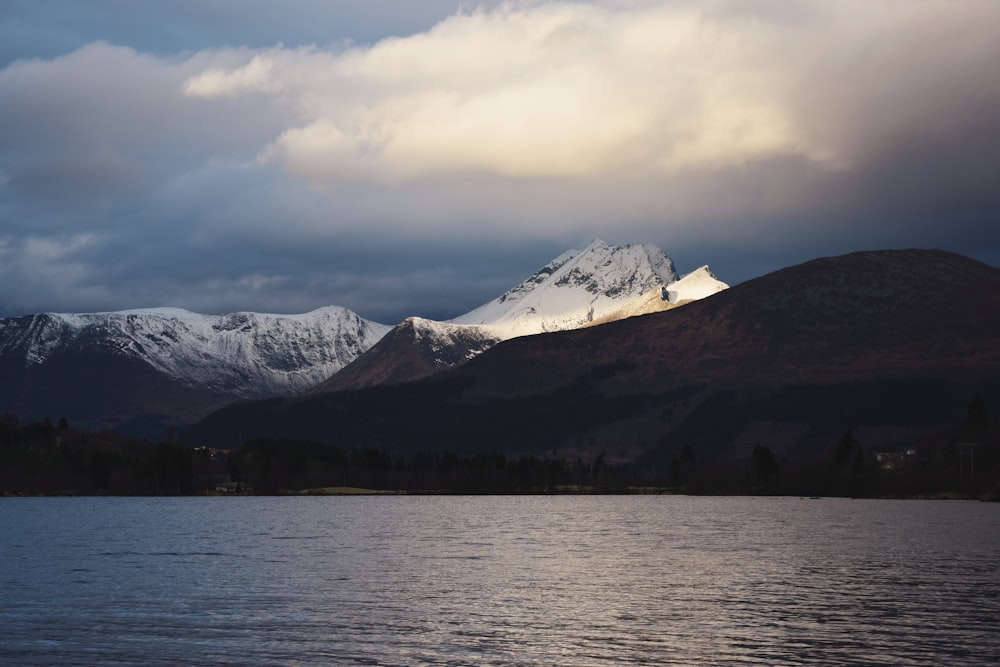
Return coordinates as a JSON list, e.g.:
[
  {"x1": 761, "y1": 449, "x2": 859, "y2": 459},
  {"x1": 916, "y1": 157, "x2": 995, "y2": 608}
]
[
  {"x1": 0, "y1": 306, "x2": 390, "y2": 397},
  {"x1": 316, "y1": 240, "x2": 728, "y2": 392},
  {"x1": 0, "y1": 306, "x2": 391, "y2": 433},
  {"x1": 450, "y1": 239, "x2": 684, "y2": 337}
]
